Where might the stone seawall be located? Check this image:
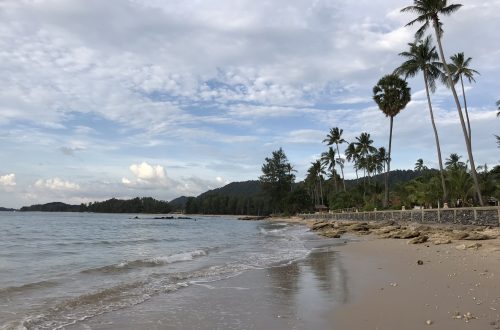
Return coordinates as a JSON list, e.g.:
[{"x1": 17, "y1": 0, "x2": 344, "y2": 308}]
[{"x1": 300, "y1": 206, "x2": 500, "y2": 227}]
